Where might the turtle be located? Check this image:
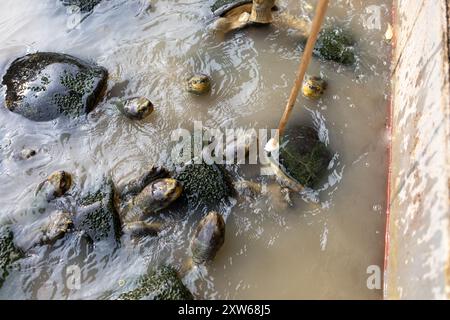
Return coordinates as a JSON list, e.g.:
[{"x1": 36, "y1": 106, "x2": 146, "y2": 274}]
[
  {"x1": 60, "y1": 0, "x2": 102, "y2": 13},
  {"x1": 115, "y1": 97, "x2": 154, "y2": 120},
  {"x1": 114, "y1": 166, "x2": 183, "y2": 237},
  {"x1": 186, "y1": 74, "x2": 212, "y2": 95},
  {"x1": 174, "y1": 162, "x2": 234, "y2": 209},
  {"x1": 173, "y1": 128, "x2": 297, "y2": 210},
  {"x1": 195, "y1": 126, "x2": 330, "y2": 204},
  {"x1": 302, "y1": 75, "x2": 328, "y2": 99},
  {"x1": 117, "y1": 211, "x2": 226, "y2": 300},
  {"x1": 28, "y1": 170, "x2": 73, "y2": 215},
  {"x1": 211, "y1": 0, "x2": 356, "y2": 65},
  {"x1": 264, "y1": 126, "x2": 332, "y2": 192},
  {"x1": 38, "y1": 211, "x2": 74, "y2": 246},
  {"x1": 14, "y1": 210, "x2": 75, "y2": 251},
  {"x1": 313, "y1": 27, "x2": 356, "y2": 66},
  {"x1": 212, "y1": 0, "x2": 308, "y2": 36},
  {"x1": 189, "y1": 210, "x2": 226, "y2": 266},
  {"x1": 119, "y1": 178, "x2": 182, "y2": 222},
  {"x1": 0, "y1": 171, "x2": 74, "y2": 254},
  {"x1": 36, "y1": 170, "x2": 73, "y2": 202}
]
